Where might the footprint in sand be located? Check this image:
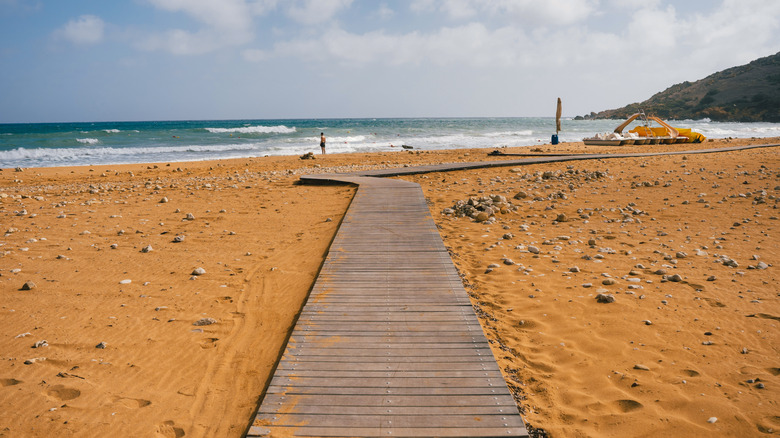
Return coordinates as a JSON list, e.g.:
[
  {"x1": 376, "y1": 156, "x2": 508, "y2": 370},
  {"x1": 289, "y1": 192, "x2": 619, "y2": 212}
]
[
  {"x1": 113, "y1": 396, "x2": 152, "y2": 409},
  {"x1": 1, "y1": 378, "x2": 23, "y2": 387},
  {"x1": 47, "y1": 384, "x2": 81, "y2": 401},
  {"x1": 612, "y1": 399, "x2": 644, "y2": 413},
  {"x1": 199, "y1": 337, "x2": 219, "y2": 349},
  {"x1": 156, "y1": 420, "x2": 185, "y2": 438}
]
